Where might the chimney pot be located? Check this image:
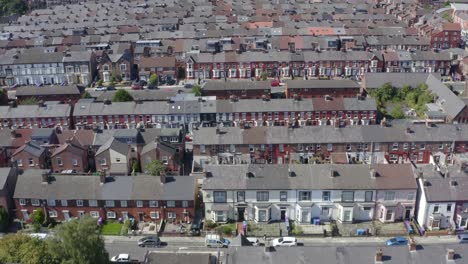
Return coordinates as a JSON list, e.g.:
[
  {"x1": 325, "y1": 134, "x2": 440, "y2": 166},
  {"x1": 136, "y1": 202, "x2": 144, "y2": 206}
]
[
  {"x1": 99, "y1": 170, "x2": 106, "y2": 184},
  {"x1": 160, "y1": 173, "x2": 166, "y2": 184},
  {"x1": 447, "y1": 249, "x2": 455, "y2": 260},
  {"x1": 375, "y1": 248, "x2": 383, "y2": 262},
  {"x1": 41, "y1": 171, "x2": 49, "y2": 184}
]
